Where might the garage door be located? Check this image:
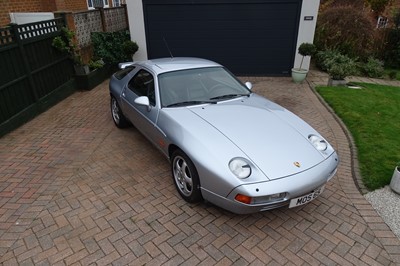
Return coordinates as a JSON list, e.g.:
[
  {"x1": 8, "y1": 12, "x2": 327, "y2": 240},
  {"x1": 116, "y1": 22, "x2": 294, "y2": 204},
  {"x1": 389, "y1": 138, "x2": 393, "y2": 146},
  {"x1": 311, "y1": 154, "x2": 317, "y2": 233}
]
[{"x1": 143, "y1": 0, "x2": 302, "y2": 75}]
